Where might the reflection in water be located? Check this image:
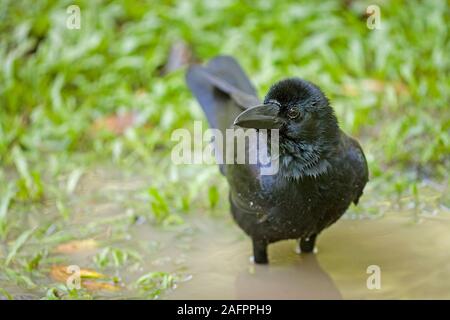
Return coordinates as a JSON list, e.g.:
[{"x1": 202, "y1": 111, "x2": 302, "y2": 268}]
[
  {"x1": 166, "y1": 219, "x2": 342, "y2": 299},
  {"x1": 167, "y1": 237, "x2": 343, "y2": 300},
  {"x1": 236, "y1": 255, "x2": 341, "y2": 299}
]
